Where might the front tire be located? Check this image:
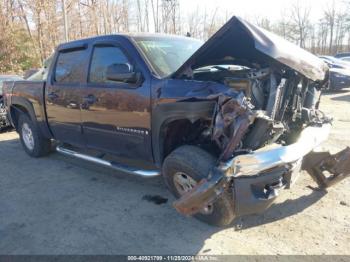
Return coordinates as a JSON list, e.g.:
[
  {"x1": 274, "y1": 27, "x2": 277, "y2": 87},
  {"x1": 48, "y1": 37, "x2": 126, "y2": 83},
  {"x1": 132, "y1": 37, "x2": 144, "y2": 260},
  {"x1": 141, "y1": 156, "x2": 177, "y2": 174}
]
[
  {"x1": 162, "y1": 145, "x2": 235, "y2": 227},
  {"x1": 18, "y1": 114, "x2": 51, "y2": 157}
]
